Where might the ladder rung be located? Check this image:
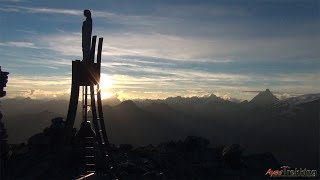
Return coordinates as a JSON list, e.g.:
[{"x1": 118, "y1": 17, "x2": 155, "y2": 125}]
[
  {"x1": 85, "y1": 137, "x2": 94, "y2": 139},
  {"x1": 85, "y1": 156, "x2": 94, "y2": 158},
  {"x1": 77, "y1": 173, "x2": 95, "y2": 180},
  {"x1": 86, "y1": 164, "x2": 95, "y2": 166},
  {"x1": 85, "y1": 147, "x2": 94, "y2": 149}
]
